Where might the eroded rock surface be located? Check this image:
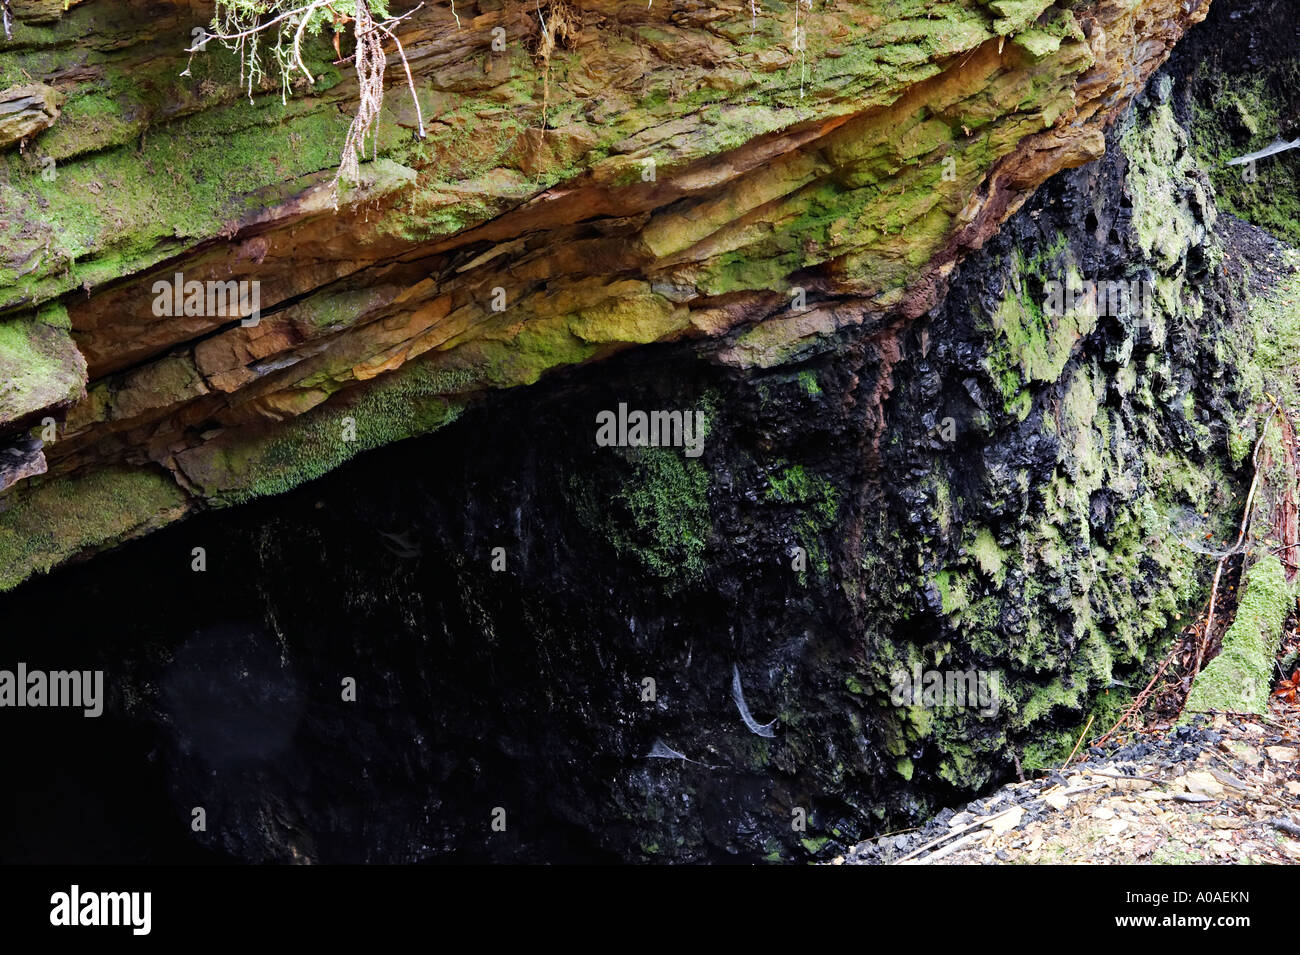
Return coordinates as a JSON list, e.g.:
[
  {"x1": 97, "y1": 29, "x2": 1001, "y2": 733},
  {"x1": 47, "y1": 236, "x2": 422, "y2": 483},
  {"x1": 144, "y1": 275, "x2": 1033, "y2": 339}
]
[
  {"x1": 0, "y1": 83, "x2": 62, "y2": 148},
  {"x1": 0, "y1": 0, "x2": 1211, "y2": 586}
]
